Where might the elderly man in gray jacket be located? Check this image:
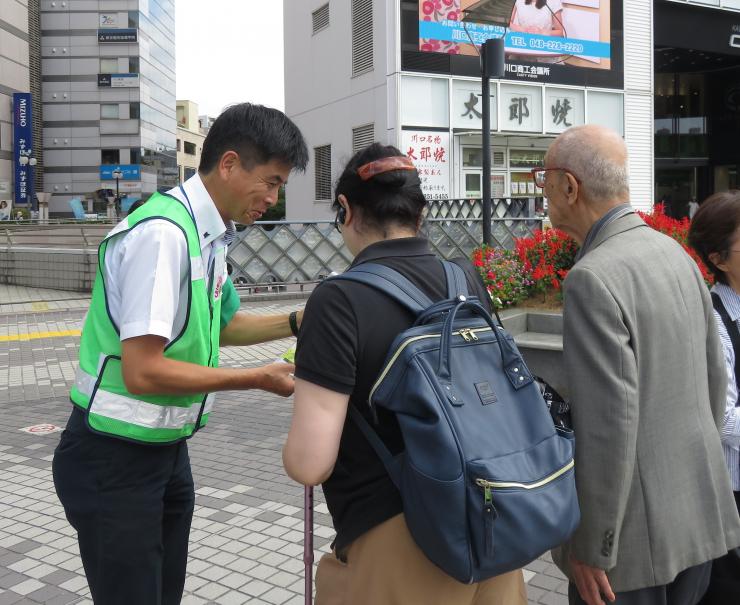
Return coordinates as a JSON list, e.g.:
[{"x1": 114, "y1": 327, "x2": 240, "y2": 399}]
[{"x1": 540, "y1": 125, "x2": 740, "y2": 605}]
